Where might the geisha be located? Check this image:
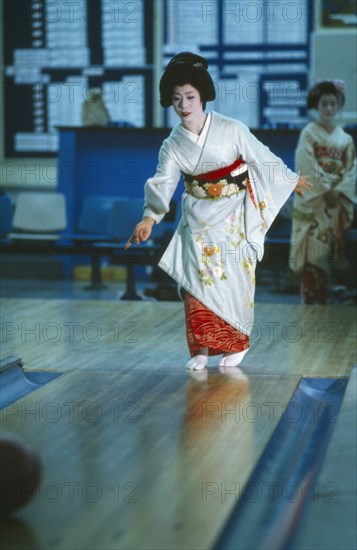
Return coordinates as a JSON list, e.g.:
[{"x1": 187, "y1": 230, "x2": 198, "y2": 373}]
[
  {"x1": 126, "y1": 52, "x2": 311, "y2": 370},
  {"x1": 289, "y1": 80, "x2": 356, "y2": 304}
]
